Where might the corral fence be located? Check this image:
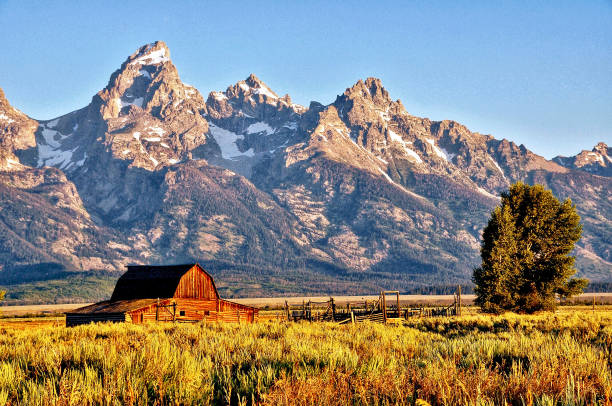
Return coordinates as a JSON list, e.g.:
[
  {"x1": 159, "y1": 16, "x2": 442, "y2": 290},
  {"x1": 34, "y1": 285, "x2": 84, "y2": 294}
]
[{"x1": 284, "y1": 287, "x2": 463, "y2": 324}]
